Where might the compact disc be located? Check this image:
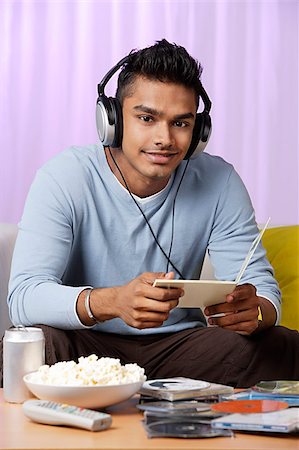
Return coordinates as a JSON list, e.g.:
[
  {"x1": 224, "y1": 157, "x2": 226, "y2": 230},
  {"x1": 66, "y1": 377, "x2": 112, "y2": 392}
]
[
  {"x1": 211, "y1": 399, "x2": 289, "y2": 414},
  {"x1": 253, "y1": 380, "x2": 299, "y2": 395},
  {"x1": 146, "y1": 420, "x2": 230, "y2": 438},
  {"x1": 143, "y1": 378, "x2": 210, "y2": 391}
]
